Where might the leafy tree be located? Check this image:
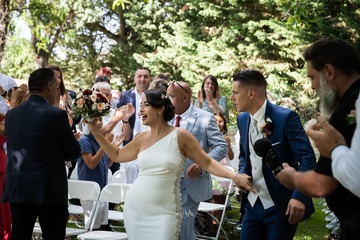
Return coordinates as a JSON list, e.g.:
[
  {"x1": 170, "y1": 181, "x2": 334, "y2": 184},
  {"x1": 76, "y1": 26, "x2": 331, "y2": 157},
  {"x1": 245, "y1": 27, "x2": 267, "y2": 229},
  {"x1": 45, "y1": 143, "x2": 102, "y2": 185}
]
[
  {"x1": 1, "y1": 0, "x2": 360, "y2": 125},
  {"x1": 0, "y1": 0, "x2": 10, "y2": 62}
]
